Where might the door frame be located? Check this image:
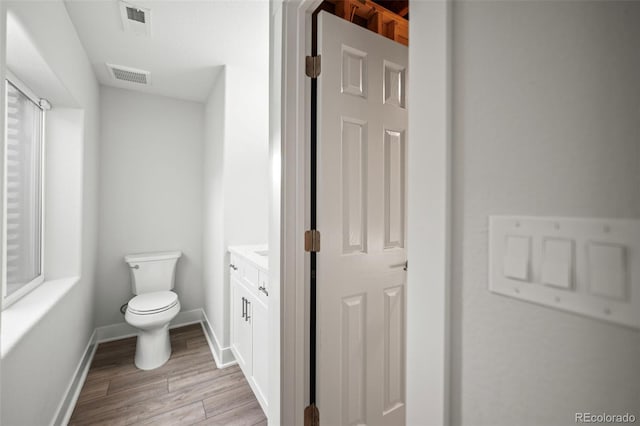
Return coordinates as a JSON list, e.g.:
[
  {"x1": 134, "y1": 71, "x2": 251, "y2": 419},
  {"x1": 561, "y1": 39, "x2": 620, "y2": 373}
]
[
  {"x1": 0, "y1": 2, "x2": 6, "y2": 419},
  {"x1": 274, "y1": 1, "x2": 323, "y2": 424},
  {"x1": 275, "y1": 0, "x2": 452, "y2": 424}
]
